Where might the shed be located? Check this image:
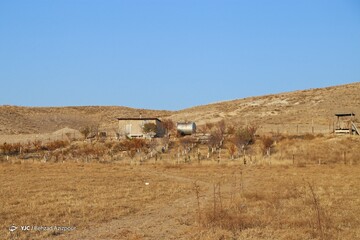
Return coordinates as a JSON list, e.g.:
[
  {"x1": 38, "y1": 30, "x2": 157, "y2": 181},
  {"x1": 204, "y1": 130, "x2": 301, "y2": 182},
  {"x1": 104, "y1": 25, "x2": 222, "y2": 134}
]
[
  {"x1": 334, "y1": 113, "x2": 359, "y2": 135},
  {"x1": 116, "y1": 117, "x2": 165, "y2": 139}
]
